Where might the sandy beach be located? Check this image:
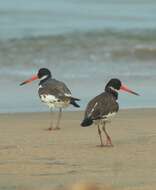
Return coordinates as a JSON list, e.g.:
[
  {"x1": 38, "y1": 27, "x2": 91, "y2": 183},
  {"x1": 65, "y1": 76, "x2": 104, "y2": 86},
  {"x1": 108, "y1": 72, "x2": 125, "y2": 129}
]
[{"x1": 0, "y1": 109, "x2": 155, "y2": 190}]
